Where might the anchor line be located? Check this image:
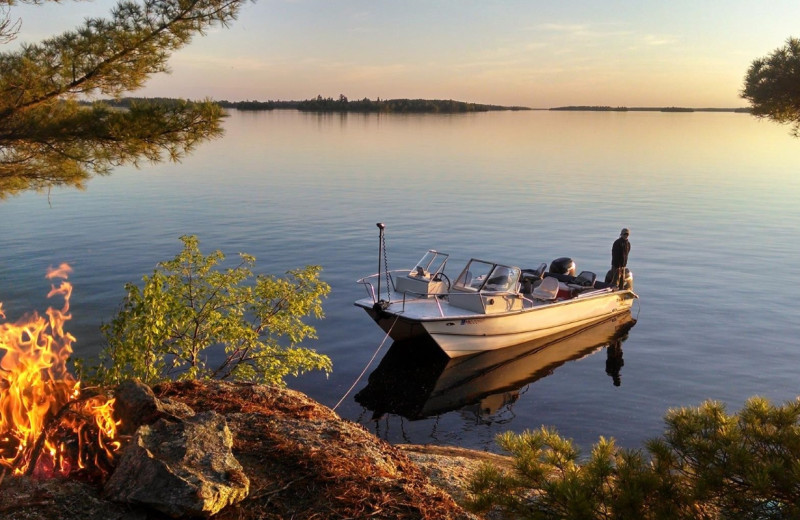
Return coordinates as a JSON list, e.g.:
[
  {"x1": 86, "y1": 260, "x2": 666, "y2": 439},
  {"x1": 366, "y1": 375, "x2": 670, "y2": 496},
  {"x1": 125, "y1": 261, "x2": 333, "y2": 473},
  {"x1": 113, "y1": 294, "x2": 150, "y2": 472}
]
[{"x1": 332, "y1": 315, "x2": 399, "y2": 412}]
